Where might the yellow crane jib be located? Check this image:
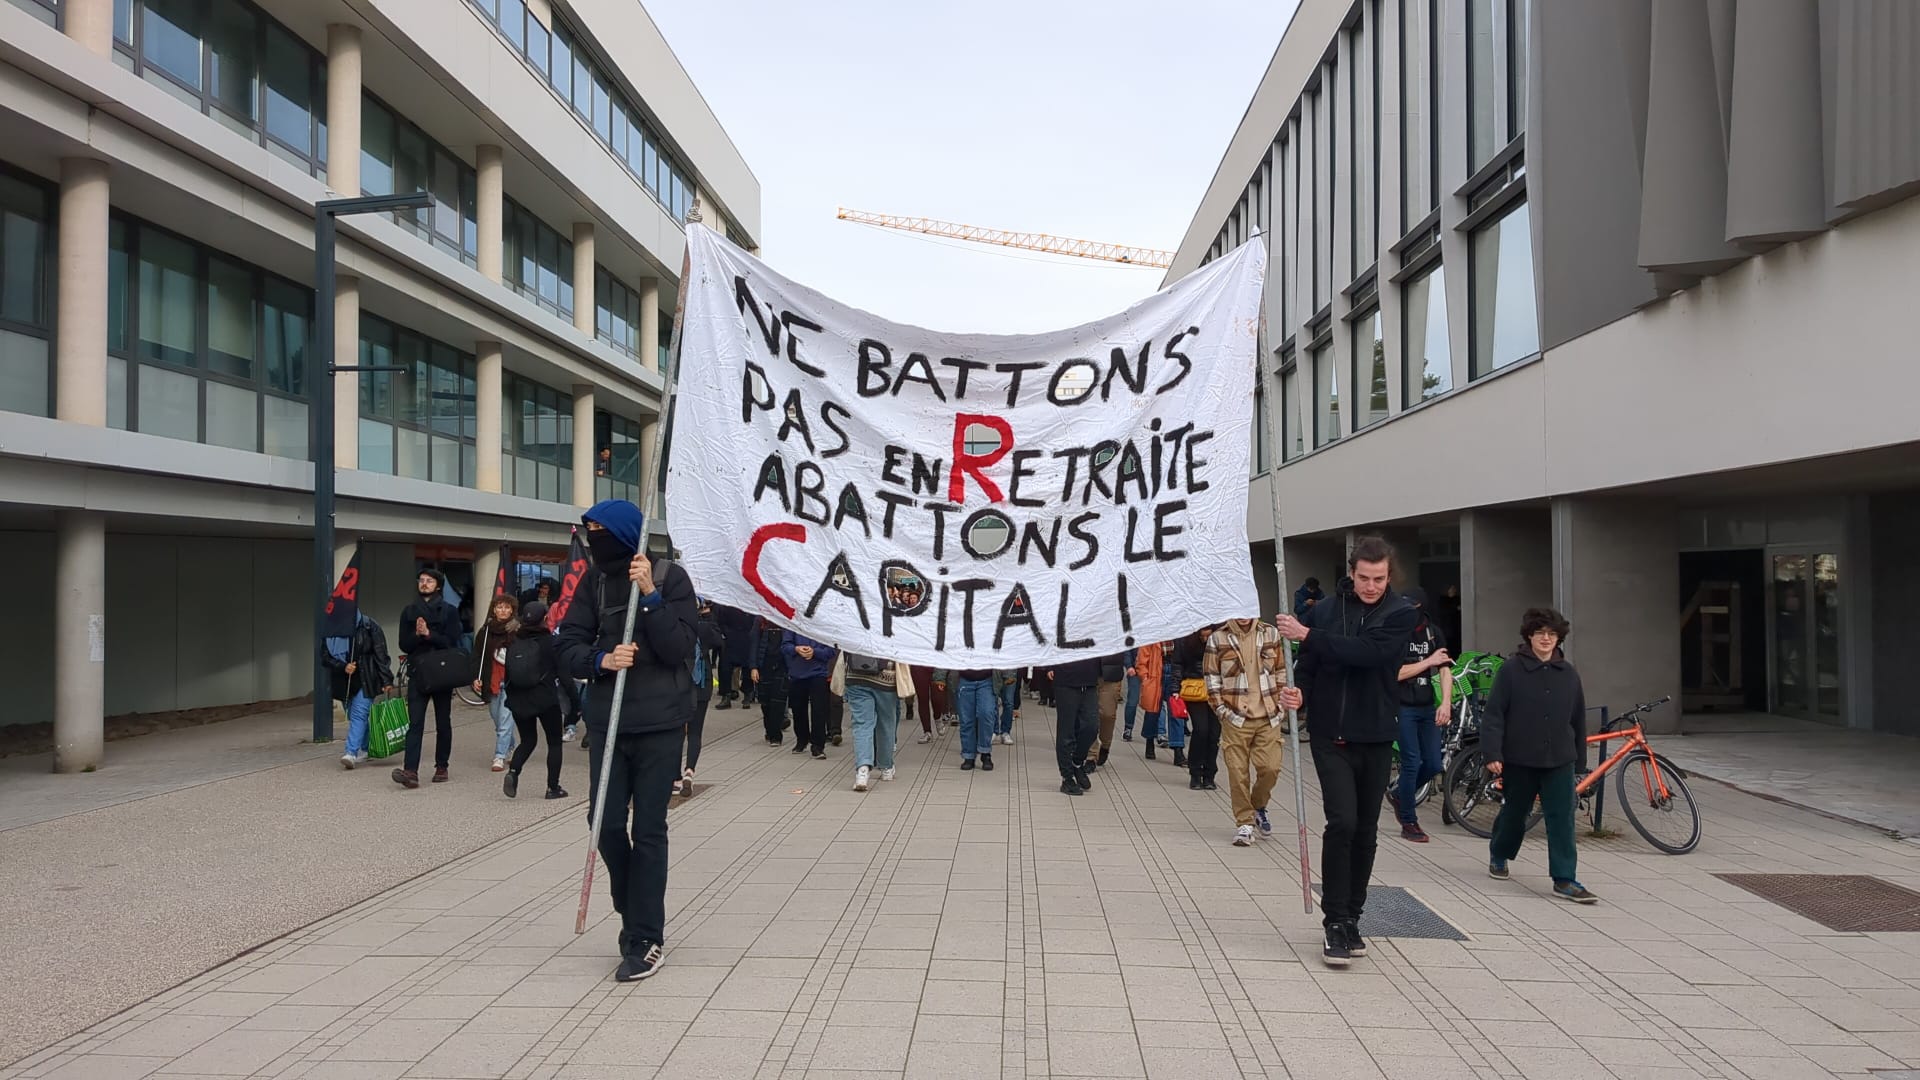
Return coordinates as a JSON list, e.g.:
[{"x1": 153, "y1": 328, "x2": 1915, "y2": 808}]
[{"x1": 835, "y1": 208, "x2": 1173, "y2": 268}]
